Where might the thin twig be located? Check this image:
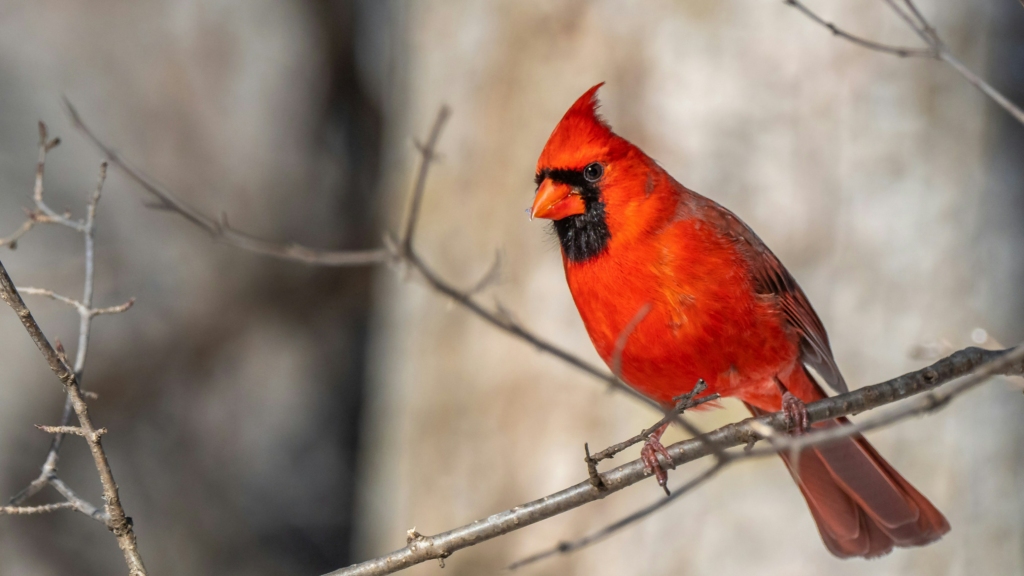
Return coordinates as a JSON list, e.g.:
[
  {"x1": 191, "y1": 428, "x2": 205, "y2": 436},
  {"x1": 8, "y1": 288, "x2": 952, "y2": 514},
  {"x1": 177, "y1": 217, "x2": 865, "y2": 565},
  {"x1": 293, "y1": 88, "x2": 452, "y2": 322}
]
[
  {"x1": 786, "y1": 0, "x2": 1024, "y2": 126},
  {"x1": 937, "y1": 51, "x2": 1024, "y2": 126},
  {"x1": 507, "y1": 460, "x2": 729, "y2": 570},
  {"x1": 18, "y1": 287, "x2": 135, "y2": 318},
  {"x1": 0, "y1": 502, "x2": 77, "y2": 516},
  {"x1": 399, "y1": 107, "x2": 451, "y2": 256},
  {"x1": 326, "y1": 345, "x2": 1023, "y2": 575},
  {"x1": 35, "y1": 425, "x2": 88, "y2": 436},
  {"x1": 881, "y1": 0, "x2": 937, "y2": 46},
  {"x1": 6, "y1": 158, "x2": 126, "y2": 520},
  {"x1": 48, "y1": 476, "x2": 109, "y2": 524},
  {"x1": 32, "y1": 123, "x2": 85, "y2": 231},
  {"x1": 65, "y1": 102, "x2": 687, "y2": 432},
  {"x1": 91, "y1": 299, "x2": 135, "y2": 316},
  {"x1": 17, "y1": 287, "x2": 85, "y2": 310},
  {"x1": 0, "y1": 219, "x2": 39, "y2": 249},
  {"x1": 880, "y1": 0, "x2": 1024, "y2": 126},
  {"x1": 76, "y1": 161, "x2": 106, "y2": 376},
  {"x1": 63, "y1": 100, "x2": 388, "y2": 267},
  {"x1": 783, "y1": 0, "x2": 933, "y2": 57},
  {"x1": 588, "y1": 381, "x2": 715, "y2": 465}
]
